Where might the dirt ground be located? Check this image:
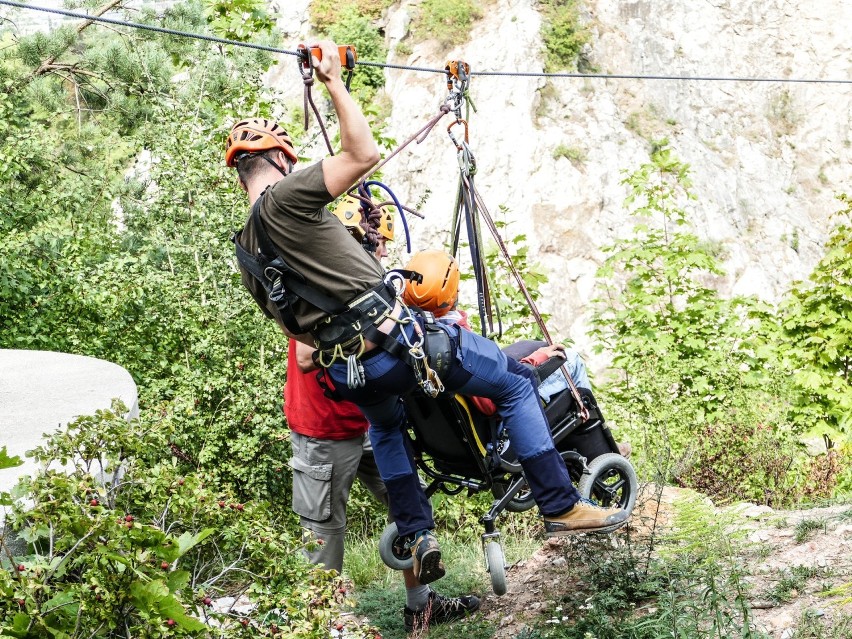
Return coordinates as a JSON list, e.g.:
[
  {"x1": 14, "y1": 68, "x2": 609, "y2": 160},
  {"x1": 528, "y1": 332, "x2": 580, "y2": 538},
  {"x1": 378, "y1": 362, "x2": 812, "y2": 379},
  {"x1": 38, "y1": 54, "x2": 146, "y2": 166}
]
[{"x1": 480, "y1": 487, "x2": 852, "y2": 638}]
